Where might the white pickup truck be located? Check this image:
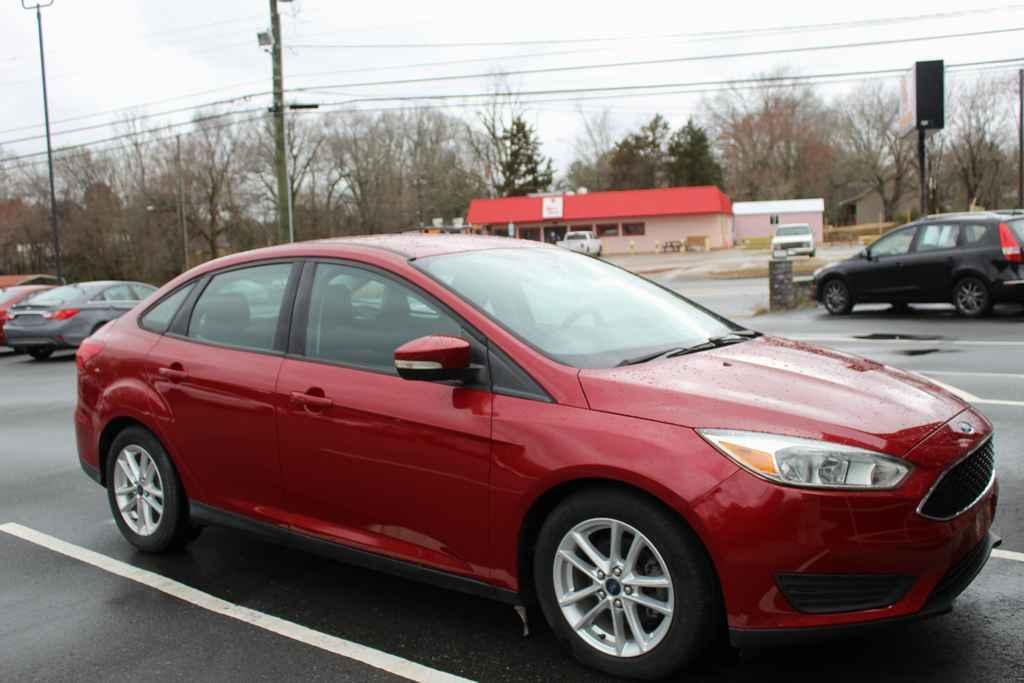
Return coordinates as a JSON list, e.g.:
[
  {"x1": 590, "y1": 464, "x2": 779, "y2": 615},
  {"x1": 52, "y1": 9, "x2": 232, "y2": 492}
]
[
  {"x1": 557, "y1": 230, "x2": 603, "y2": 256},
  {"x1": 770, "y1": 223, "x2": 816, "y2": 257}
]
